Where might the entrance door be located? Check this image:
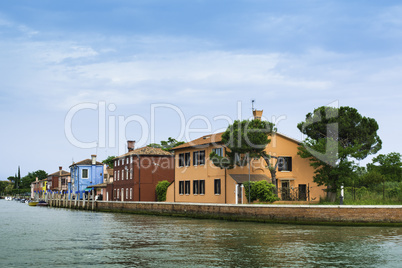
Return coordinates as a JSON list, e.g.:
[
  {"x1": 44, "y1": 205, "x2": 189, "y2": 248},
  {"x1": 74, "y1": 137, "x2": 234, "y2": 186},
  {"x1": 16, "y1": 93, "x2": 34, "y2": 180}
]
[
  {"x1": 298, "y1": 184, "x2": 307, "y2": 201},
  {"x1": 236, "y1": 184, "x2": 243, "y2": 204},
  {"x1": 281, "y1": 181, "x2": 290, "y2": 200}
]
